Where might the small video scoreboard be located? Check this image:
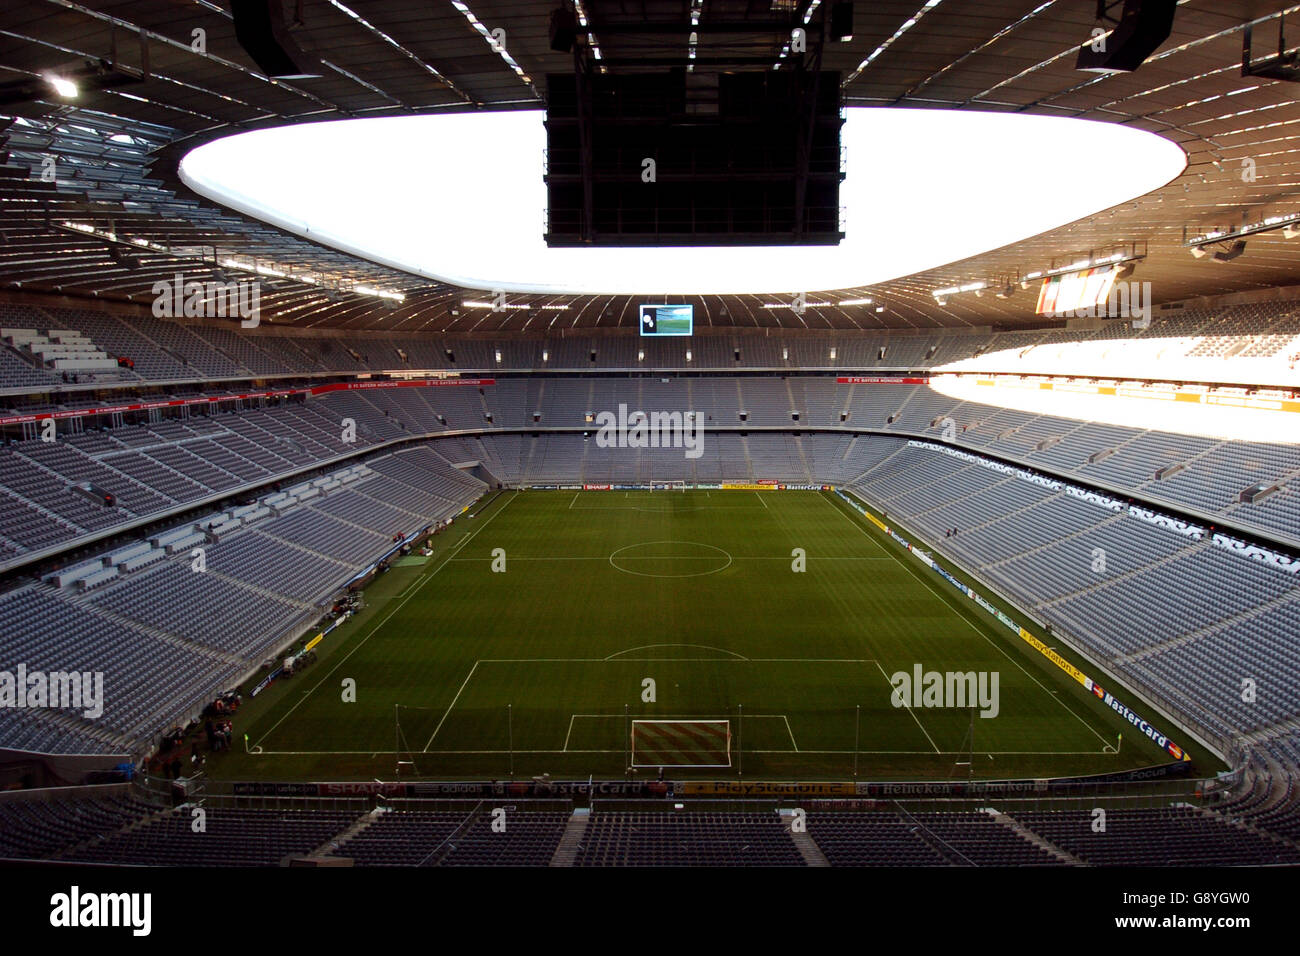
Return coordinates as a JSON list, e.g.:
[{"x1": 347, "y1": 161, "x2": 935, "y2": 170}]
[{"x1": 639, "y1": 304, "x2": 693, "y2": 337}]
